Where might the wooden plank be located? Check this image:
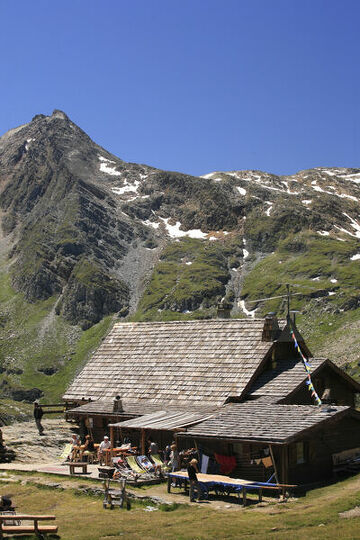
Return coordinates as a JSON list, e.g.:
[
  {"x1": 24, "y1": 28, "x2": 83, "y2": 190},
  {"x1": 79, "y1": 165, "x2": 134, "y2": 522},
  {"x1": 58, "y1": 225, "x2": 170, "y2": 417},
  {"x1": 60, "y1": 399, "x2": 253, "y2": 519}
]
[
  {"x1": 0, "y1": 515, "x2": 56, "y2": 521},
  {"x1": 1, "y1": 526, "x2": 58, "y2": 532}
]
